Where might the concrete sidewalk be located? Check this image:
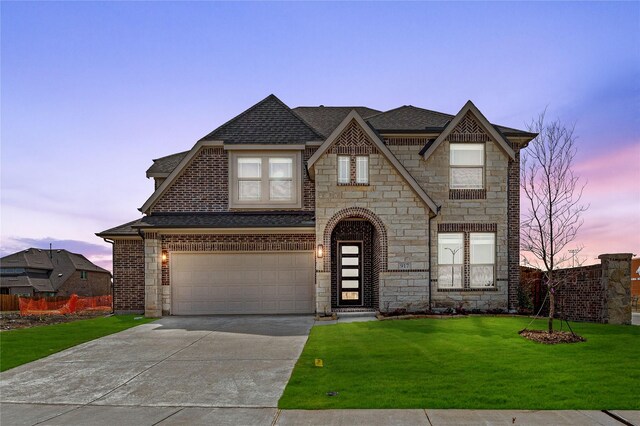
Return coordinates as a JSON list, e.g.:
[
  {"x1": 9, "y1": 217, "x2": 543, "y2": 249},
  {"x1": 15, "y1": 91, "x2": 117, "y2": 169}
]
[{"x1": 1, "y1": 405, "x2": 639, "y2": 425}]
